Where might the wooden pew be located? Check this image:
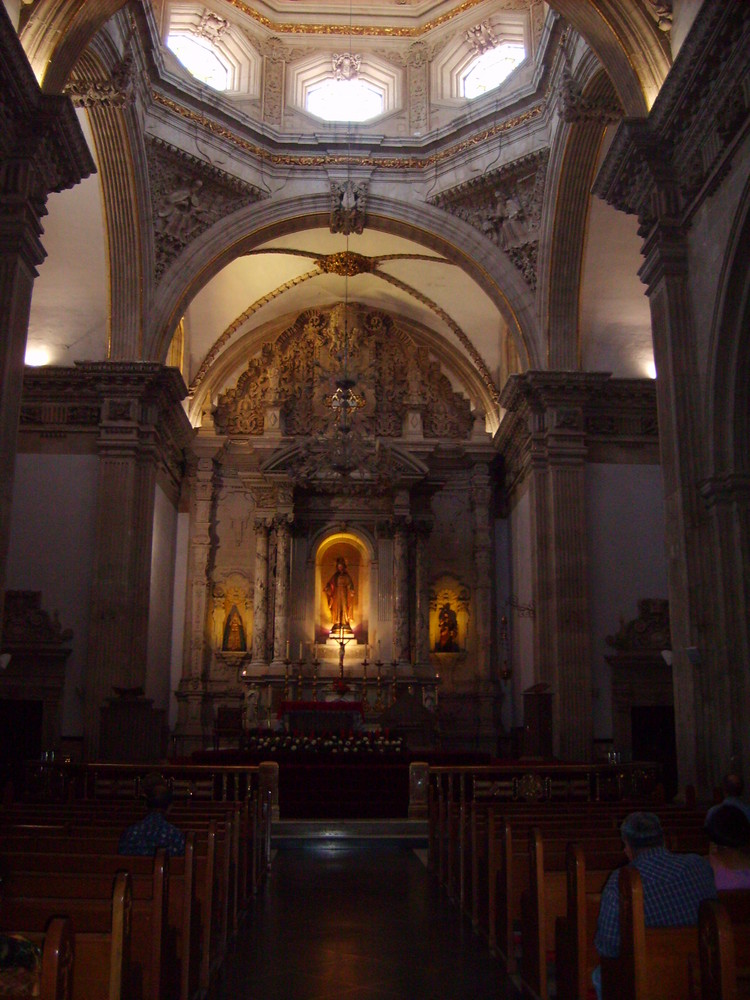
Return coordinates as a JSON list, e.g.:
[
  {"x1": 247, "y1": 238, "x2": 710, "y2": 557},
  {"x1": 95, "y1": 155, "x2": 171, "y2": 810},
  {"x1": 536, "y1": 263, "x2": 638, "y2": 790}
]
[
  {"x1": 0, "y1": 823, "x2": 224, "y2": 998},
  {"x1": 1, "y1": 871, "x2": 131, "y2": 1000},
  {"x1": 519, "y1": 832, "x2": 620, "y2": 1000},
  {"x1": 0, "y1": 916, "x2": 75, "y2": 1000},
  {"x1": 698, "y1": 893, "x2": 750, "y2": 1000},
  {"x1": 555, "y1": 843, "x2": 604, "y2": 1000},
  {"x1": 1, "y1": 836, "x2": 197, "y2": 1000},
  {"x1": 599, "y1": 866, "x2": 699, "y2": 1000},
  {"x1": 1, "y1": 857, "x2": 165, "y2": 1000}
]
